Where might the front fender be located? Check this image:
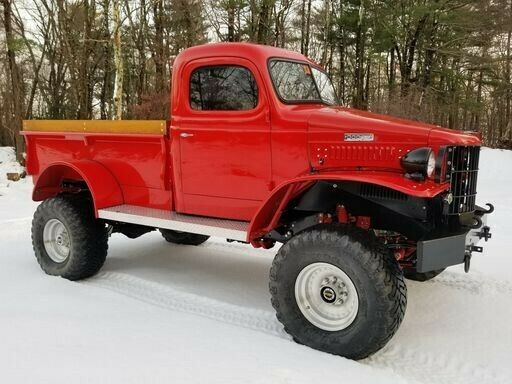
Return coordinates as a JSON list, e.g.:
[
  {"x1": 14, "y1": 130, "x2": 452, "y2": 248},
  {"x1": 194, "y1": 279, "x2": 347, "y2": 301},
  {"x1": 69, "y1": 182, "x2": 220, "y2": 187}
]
[
  {"x1": 247, "y1": 171, "x2": 449, "y2": 244},
  {"x1": 33, "y1": 160, "x2": 123, "y2": 215}
]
